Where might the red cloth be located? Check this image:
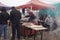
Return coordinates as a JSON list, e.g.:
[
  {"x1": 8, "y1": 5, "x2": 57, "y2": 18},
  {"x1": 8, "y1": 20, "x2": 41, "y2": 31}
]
[{"x1": 20, "y1": 25, "x2": 37, "y2": 36}]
